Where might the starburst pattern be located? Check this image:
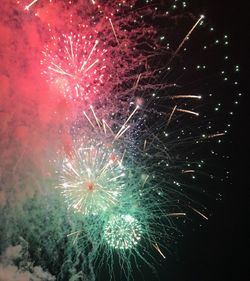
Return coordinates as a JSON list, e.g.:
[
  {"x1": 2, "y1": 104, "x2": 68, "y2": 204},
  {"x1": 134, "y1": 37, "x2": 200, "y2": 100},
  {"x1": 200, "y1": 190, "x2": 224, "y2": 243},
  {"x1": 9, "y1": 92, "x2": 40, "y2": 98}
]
[
  {"x1": 41, "y1": 32, "x2": 107, "y2": 102},
  {"x1": 104, "y1": 214, "x2": 142, "y2": 250},
  {"x1": 59, "y1": 142, "x2": 125, "y2": 215}
]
